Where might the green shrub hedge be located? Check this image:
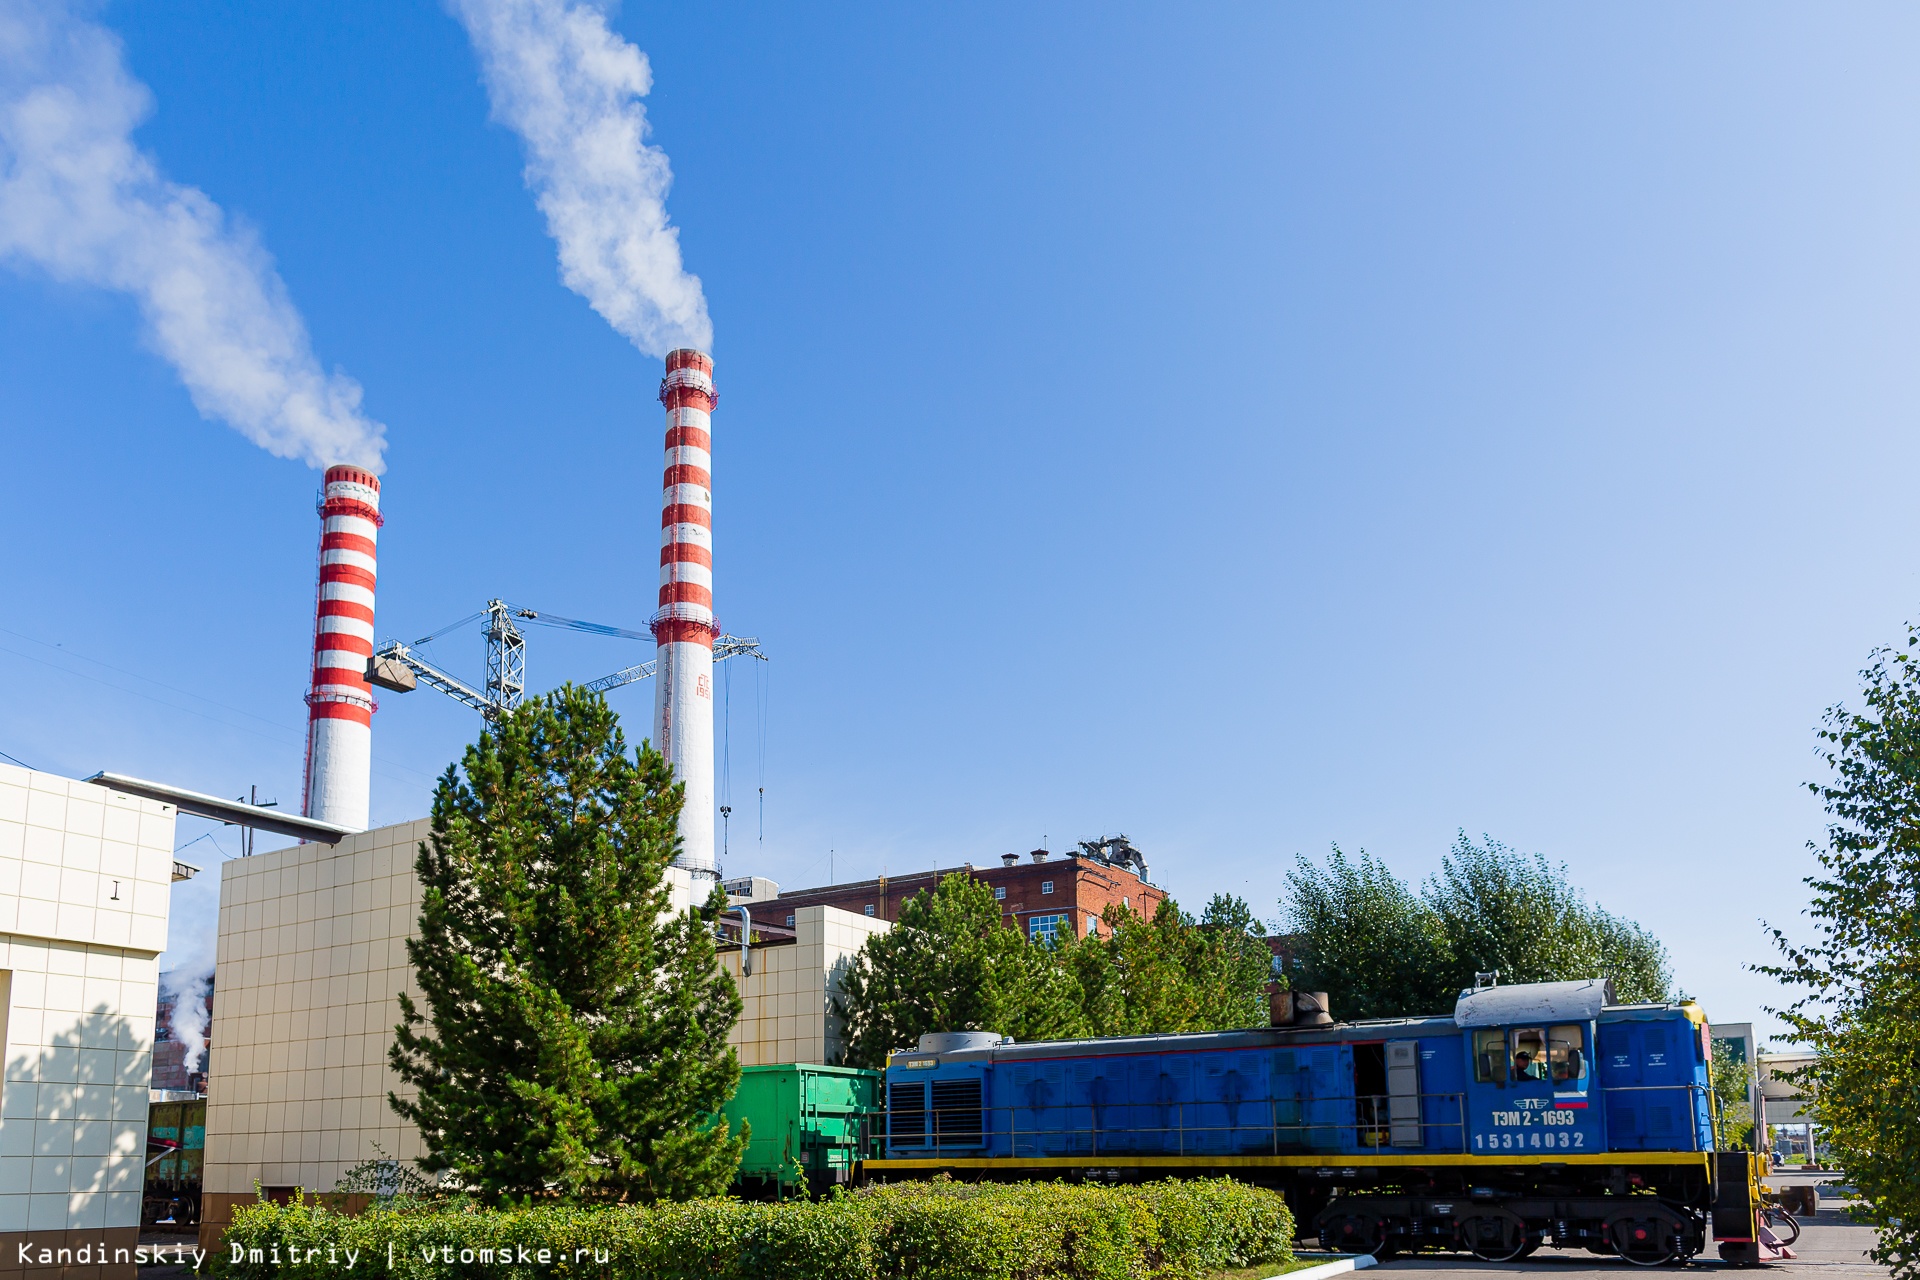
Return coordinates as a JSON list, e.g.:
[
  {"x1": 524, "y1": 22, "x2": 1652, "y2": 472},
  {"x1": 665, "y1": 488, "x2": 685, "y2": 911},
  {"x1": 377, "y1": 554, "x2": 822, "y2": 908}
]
[{"x1": 209, "y1": 1177, "x2": 1293, "y2": 1280}]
